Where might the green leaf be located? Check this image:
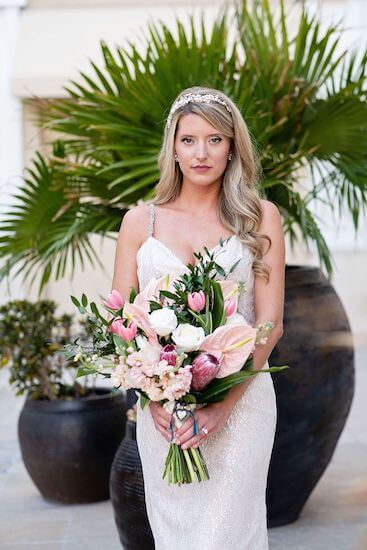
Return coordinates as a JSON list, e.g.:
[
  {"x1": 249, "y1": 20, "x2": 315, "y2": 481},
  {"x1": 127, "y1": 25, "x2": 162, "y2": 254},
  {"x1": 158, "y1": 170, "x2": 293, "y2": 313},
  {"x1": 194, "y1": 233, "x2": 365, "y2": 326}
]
[
  {"x1": 209, "y1": 280, "x2": 224, "y2": 330},
  {"x1": 140, "y1": 393, "x2": 150, "y2": 409},
  {"x1": 90, "y1": 301, "x2": 100, "y2": 318},
  {"x1": 129, "y1": 286, "x2": 137, "y2": 302},
  {"x1": 113, "y1": 333, "x2": 126, "y2": 354},
  {"x1": 71, "y1": 295, "x2": 80, "y2": 308},
  {"x1": 76, "y1": 365, "x2": 100, "y2": 378},
  {"x1": 159, "y1": 290, "x2": 178, "y2": 301}
]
